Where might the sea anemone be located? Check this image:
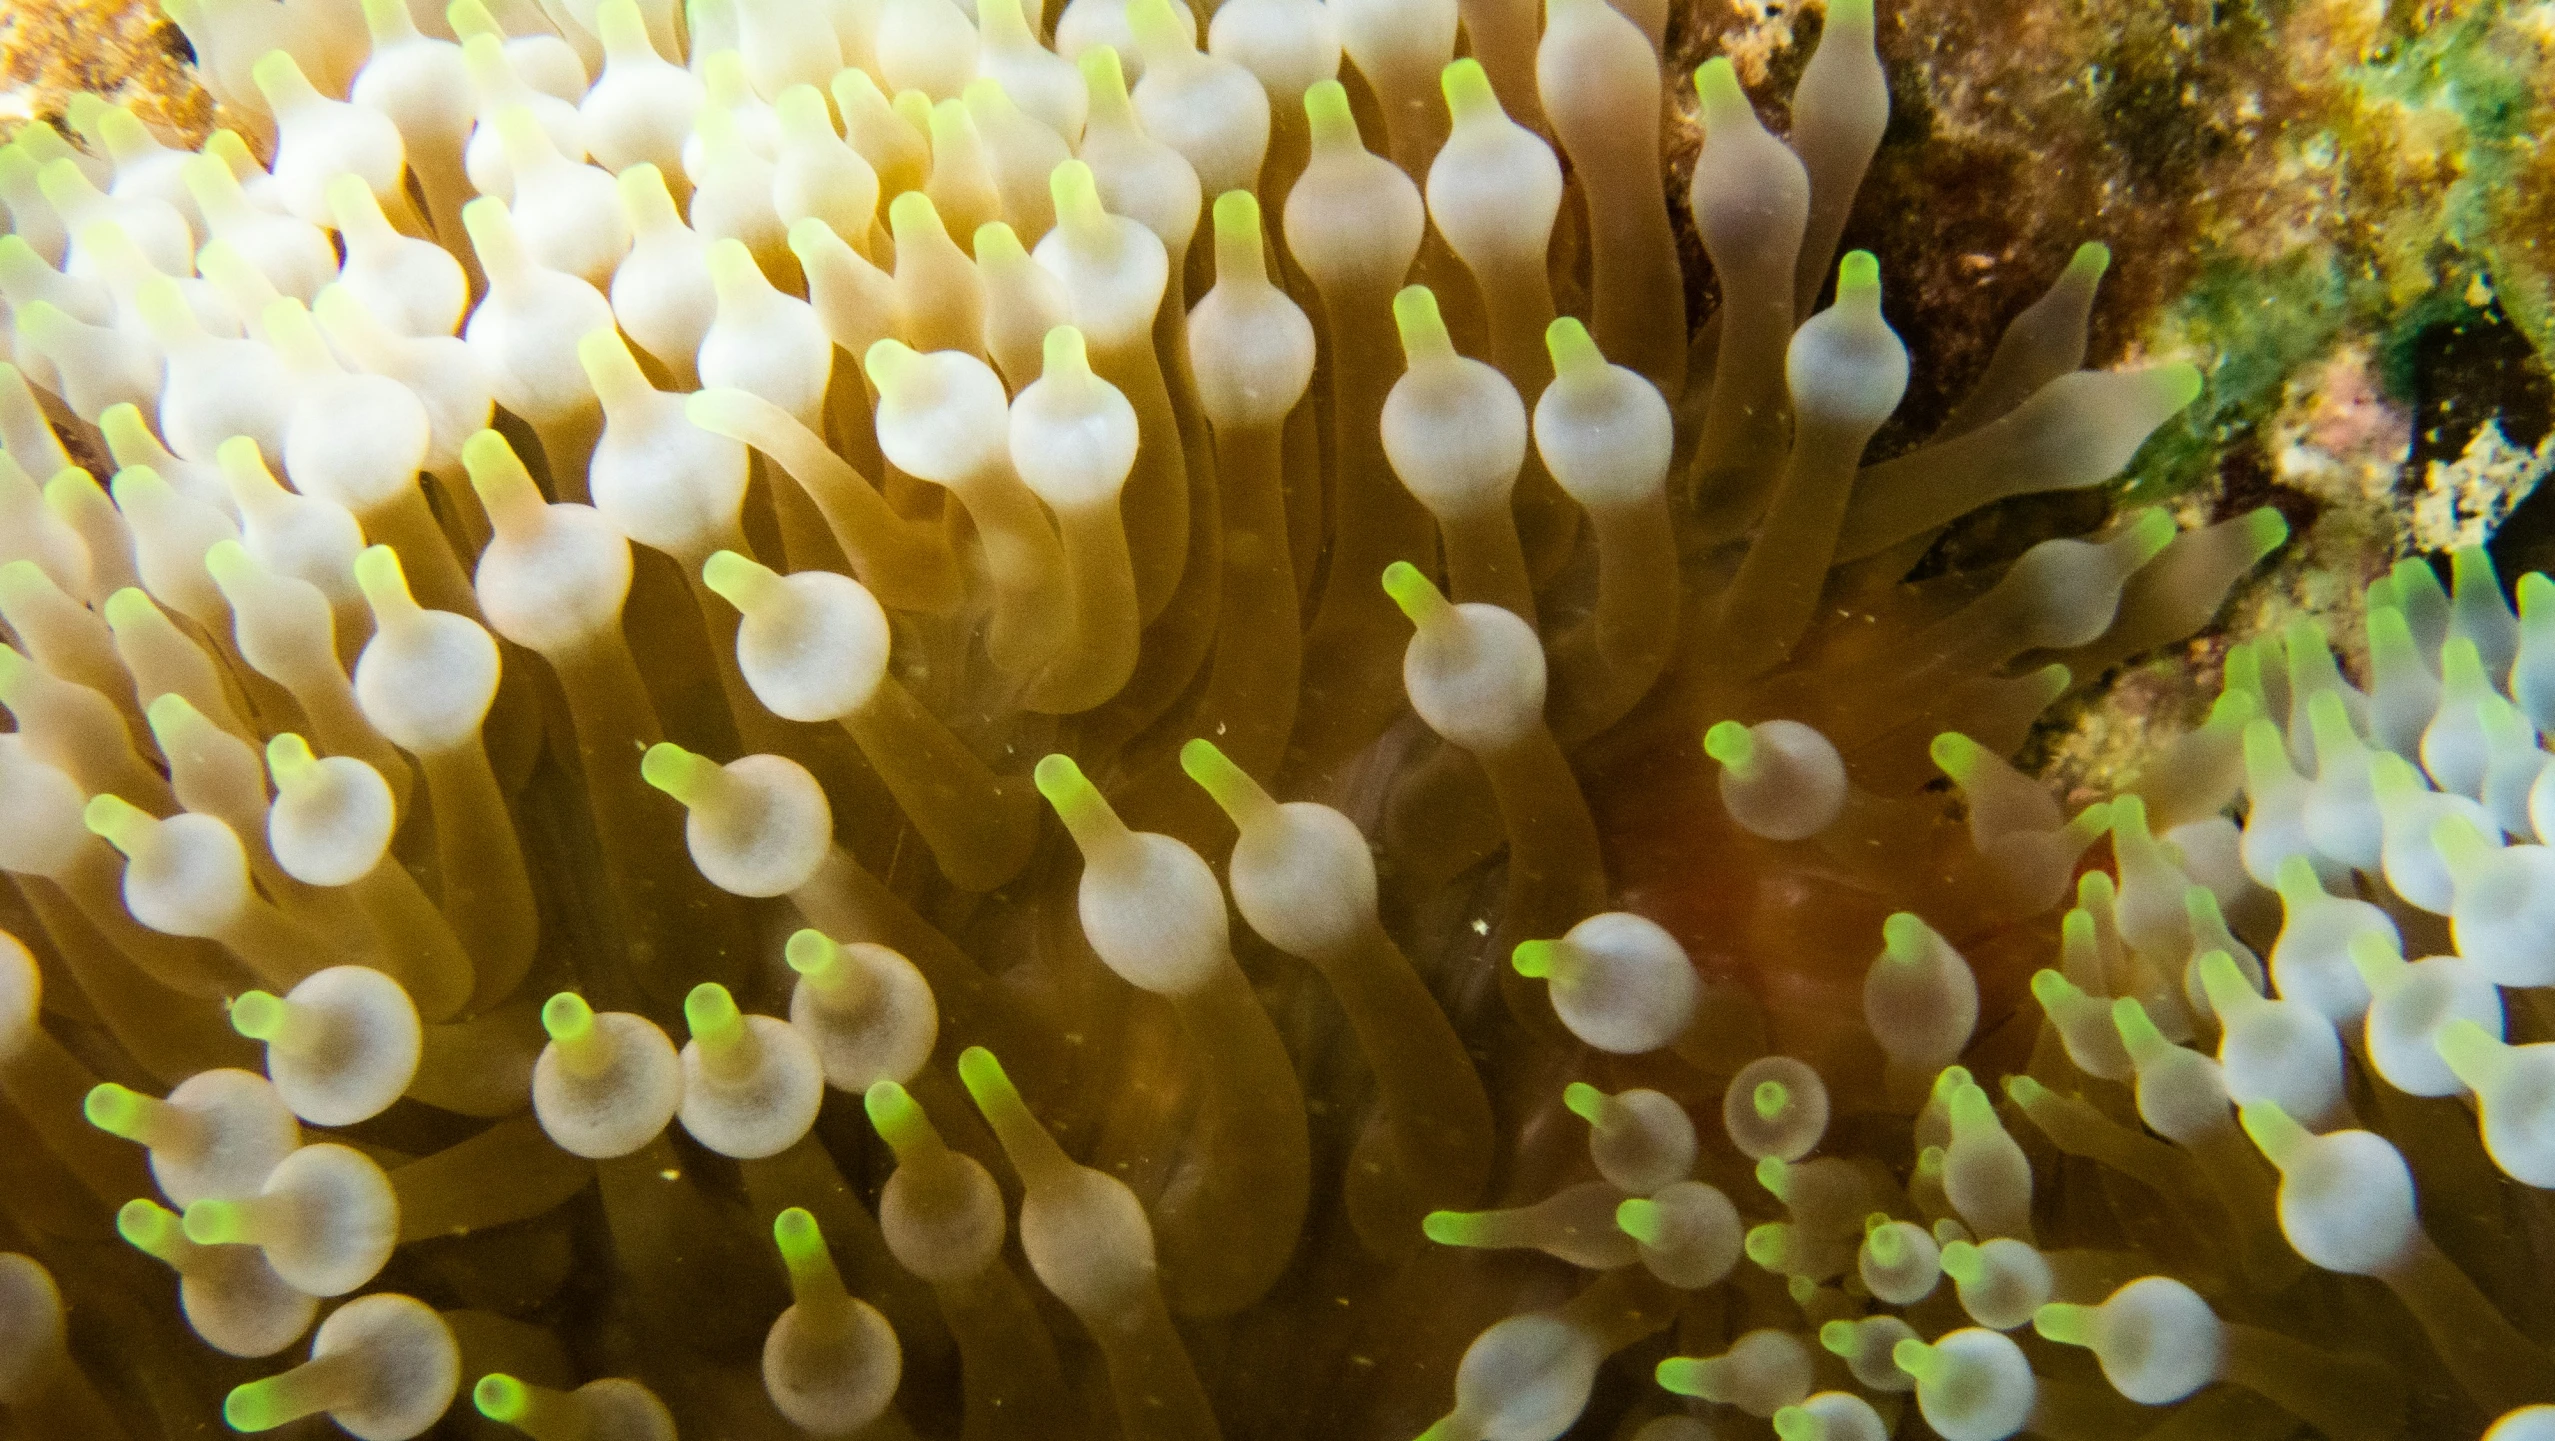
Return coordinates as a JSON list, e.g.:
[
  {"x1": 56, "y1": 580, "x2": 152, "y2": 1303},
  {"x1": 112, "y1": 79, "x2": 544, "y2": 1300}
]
[{"x1": 0, "y1": 0, "x2": 2549, "y2": 1438}]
